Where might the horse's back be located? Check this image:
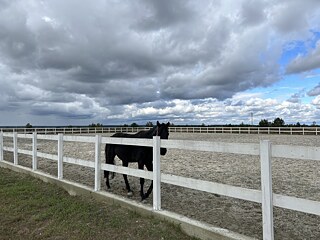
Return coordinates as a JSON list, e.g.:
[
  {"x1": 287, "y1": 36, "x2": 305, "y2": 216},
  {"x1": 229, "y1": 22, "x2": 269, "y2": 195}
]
[
  {"x1": 111, "y1": 131, "x2": 149, "y2": 138},
  {"x1": 111, "y1": 132, "x2": 131, "y2": 138},
  {"x1": 108, "y1": 132, "x2": 152, "y2": 162}
]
